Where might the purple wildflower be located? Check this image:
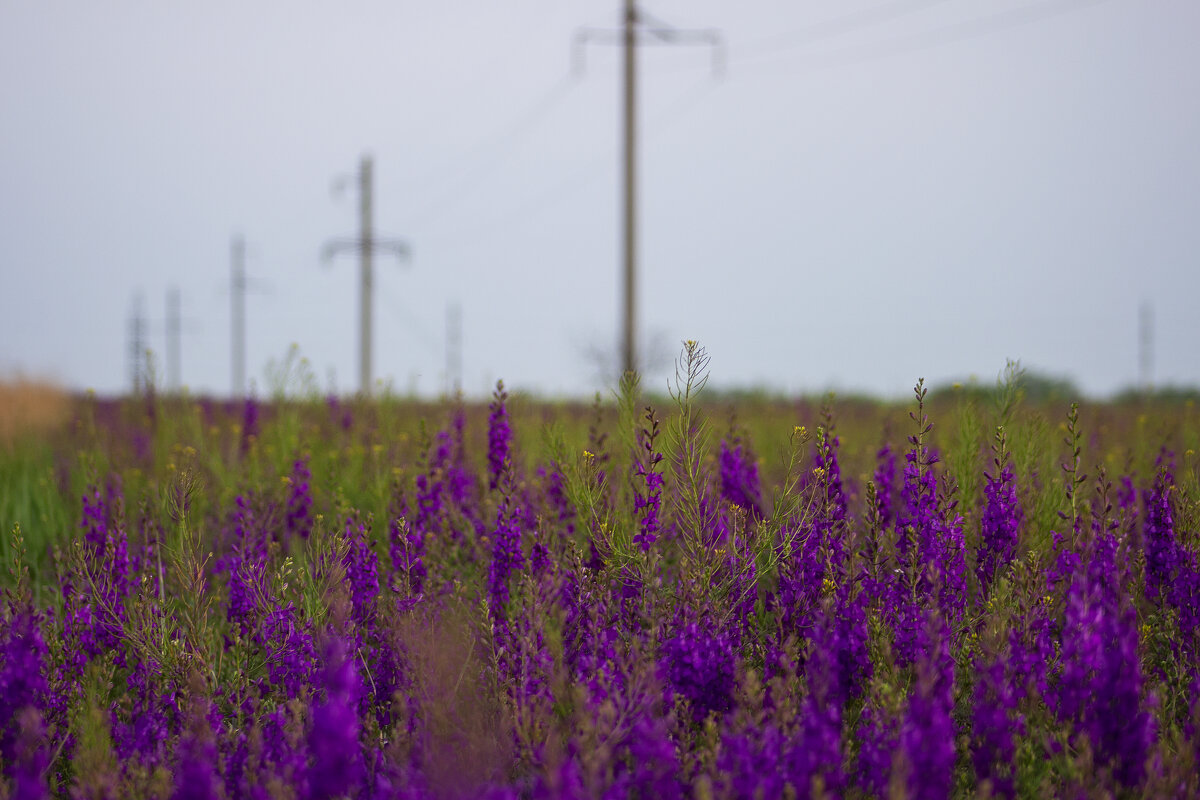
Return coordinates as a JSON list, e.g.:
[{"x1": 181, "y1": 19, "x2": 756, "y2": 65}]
[
  {"x1": 1143, "y1": 465, "x2": 1176, "y2": 604},
  {"x1": 110, "y1": 659, "x2": 179, "y2": 769},
  {"x1": 284, "y1": 456, "x2": 314, "y2": 541},
  {"x1": 661, "y1": 621, "x2": 735, "y2": 723},
  {"x1": 239, "y1": 395, "x2": 259, "y2": 455},
  {"x1": 307, "y1": 636, "x2": 365, "y2": 800},
  {"x1": 342, "y1": 518, "x2": 380, "y2": 639},
  {"x1": 717, "y1": 723, "x2": 790, "y2": 799},
  {"x1": 978, "y1": 460, "x2": 1022, "y2": 596},
  {"x1": 854, "y1": 700, "x2": 899, "y2": 797},
  {"x1": 901, "y1": 622, "x2": 956, "y2": 800},
  {"x1": 390, "y1": 516, "x2": 426, "y2": 599},
  {"x1": 718, "y1": 438, "x2": 763, "y2": 520},
  {"x1": 607, "y1": 715, "x2": 682, "y2": 799},
  {"x1": 7, "y1": 708, "x2": 49, "y2": 800},
  {"x1": 972, "y1": 648, "x2": 1024, "y2": 799},
  {"x1": 488, "y1": 496, "x2": 525, "y2": 620},
  {"x1": 172, "y1": 694, "x2": 221, "y2": 800},
  {"x1": 1, "y1": 605, "x2": 49, "y2": 770},
  {"x1": 487, "y1": 381, "x2": 512, "y2": 491},
  {"x1": 1055, "y1": 533, "x2": 1156, "y2": 788},
  {"x1": 873, "y1": 443, "x2": 896, "y2": 528}
]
